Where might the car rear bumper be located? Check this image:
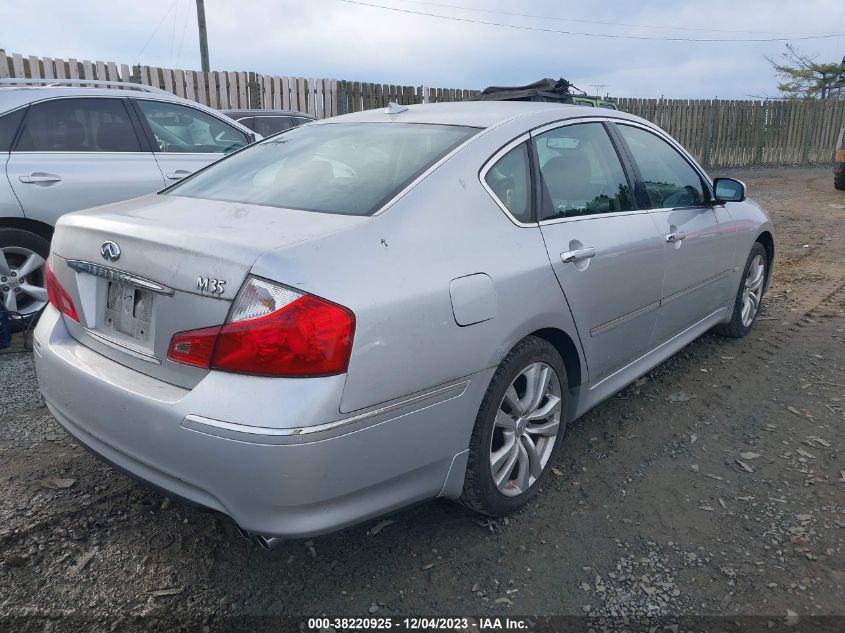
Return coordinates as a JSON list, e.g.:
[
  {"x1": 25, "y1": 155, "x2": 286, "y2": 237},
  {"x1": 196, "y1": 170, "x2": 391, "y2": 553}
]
[{"x1": 33, "y1": 306, "x2": 486, "y2": 538}]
